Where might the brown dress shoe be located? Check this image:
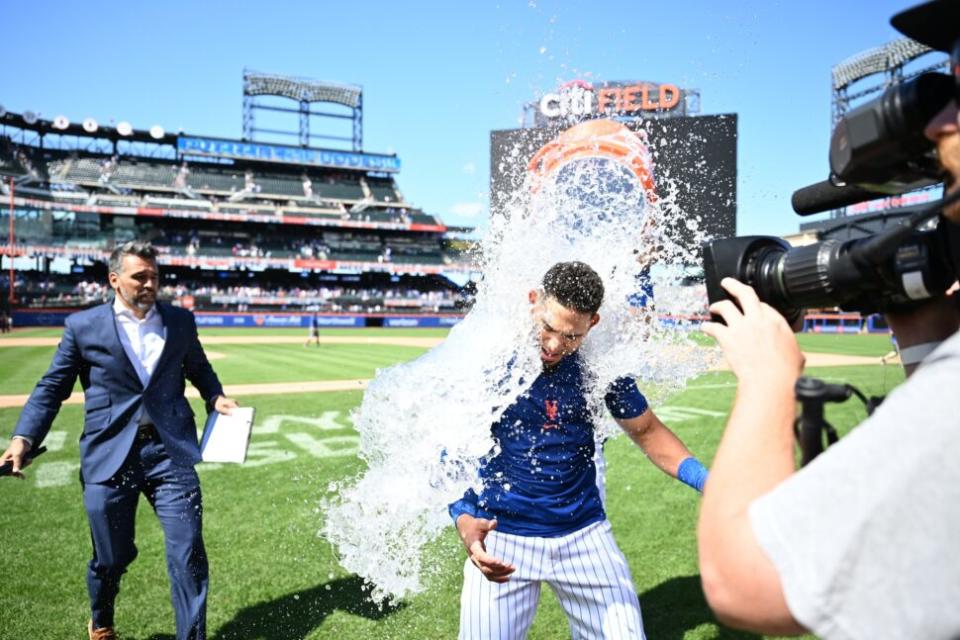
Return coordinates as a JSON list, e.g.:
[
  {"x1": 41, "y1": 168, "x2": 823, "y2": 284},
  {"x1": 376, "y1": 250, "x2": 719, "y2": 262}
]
[{"x1": 88, "y1": 619, "x2": 117, "y2": 640}]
